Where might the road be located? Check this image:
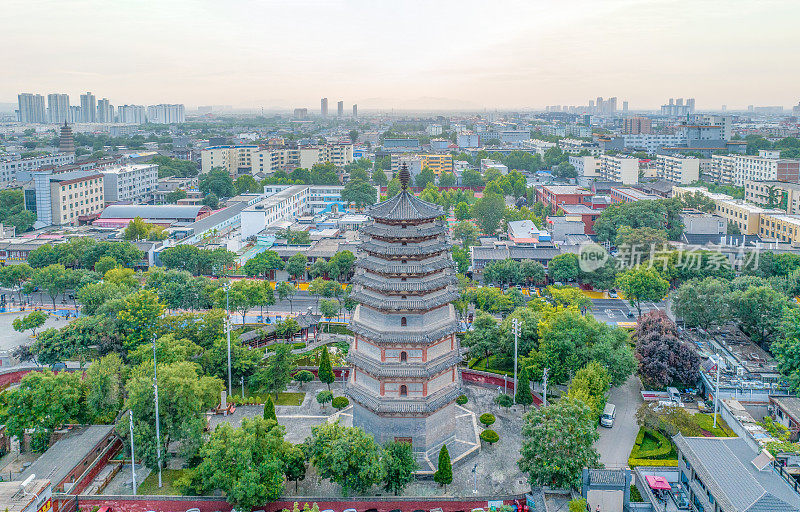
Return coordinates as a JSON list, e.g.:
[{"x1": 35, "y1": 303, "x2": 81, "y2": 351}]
[
  {"x1": 590, "y1": 297, "x2": 666, "y2": 325},
  {"x1": 596, "y1": 375, "x2": 643, "y2": 469}
]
